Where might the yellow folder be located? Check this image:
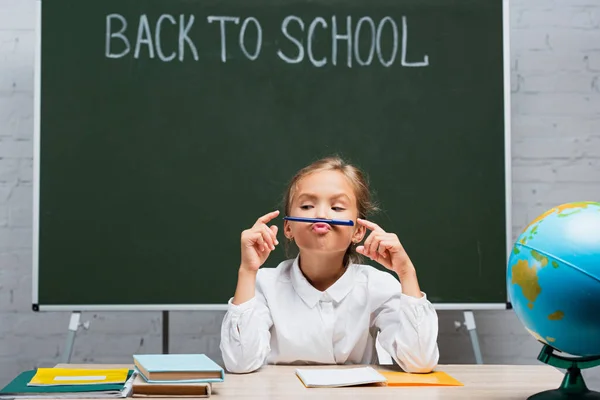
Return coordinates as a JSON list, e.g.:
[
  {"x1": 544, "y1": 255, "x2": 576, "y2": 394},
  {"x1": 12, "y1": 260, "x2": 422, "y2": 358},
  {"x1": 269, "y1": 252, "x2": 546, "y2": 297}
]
[
  {"x1": 28, "y1": 368, "x2": 130, "y2": 386},
  {"x1": 377, "y1": 370, "x2": 464, "y2": 386}
]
